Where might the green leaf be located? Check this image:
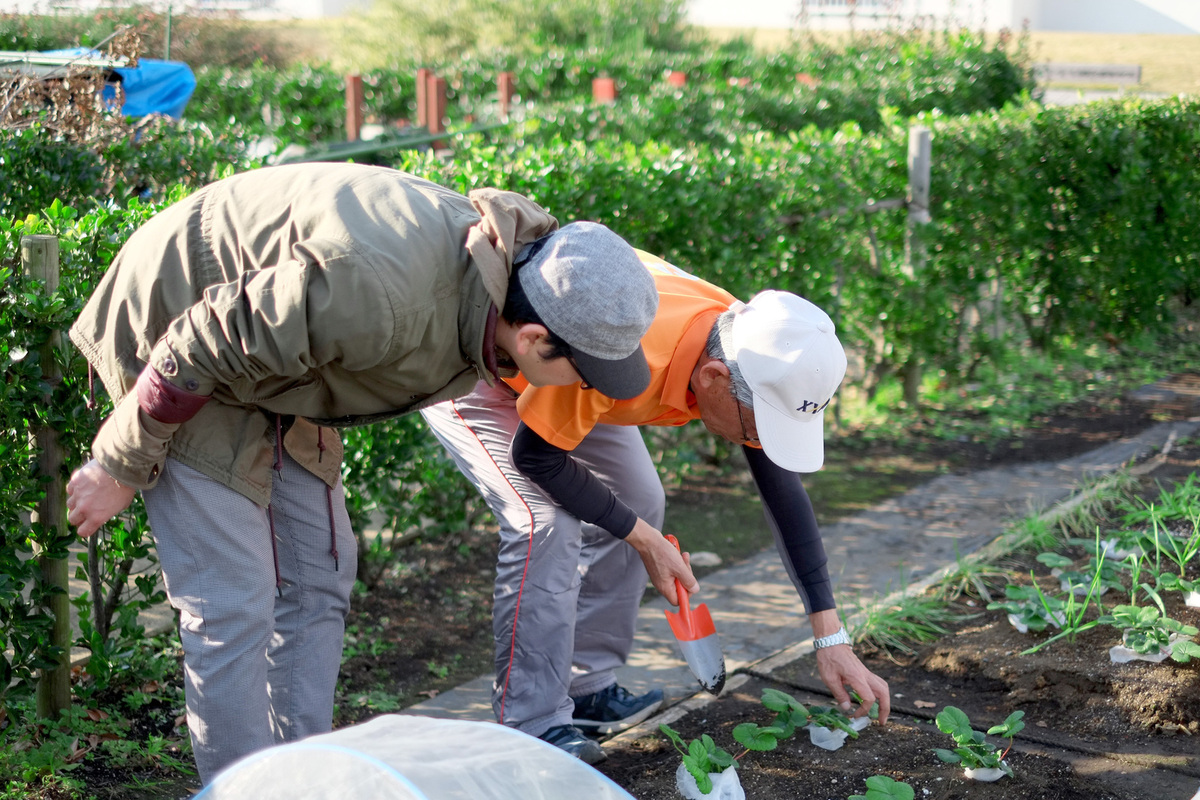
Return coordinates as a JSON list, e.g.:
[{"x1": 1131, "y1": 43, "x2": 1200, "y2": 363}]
[
  {"x1": 934, "y1": 706, "x2": 972, "y2": 738},
  {"x1": 861, "y1": 774, "x2": 916, "y2": 800},
  {"x1": 732, "y1": 722, "x2": 780, "y2": 751},
  {"x1": 760, "y1": 688, "x2": 804, "y2": 712},
  {"x1": 934, "y1": 748, "x2": 962, "y2": 764}
]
